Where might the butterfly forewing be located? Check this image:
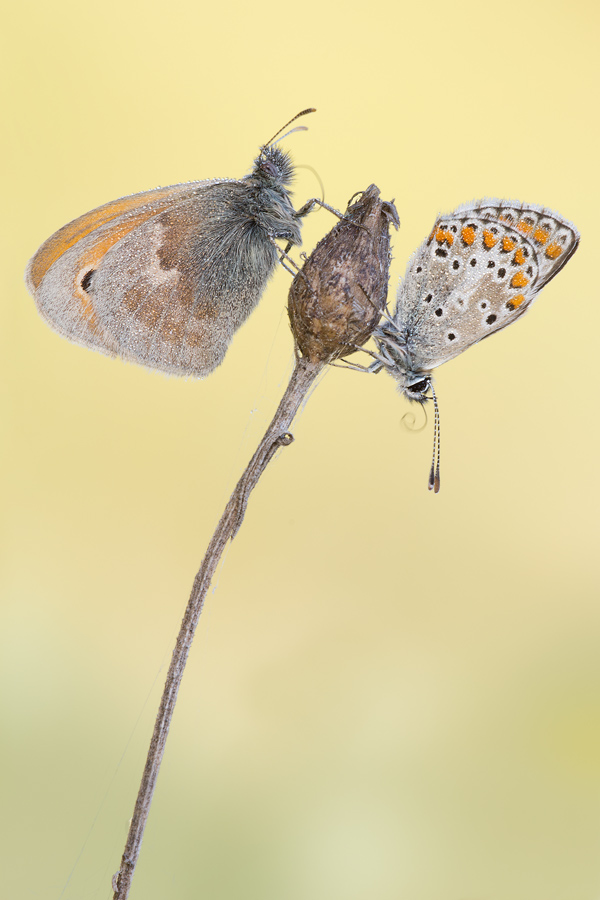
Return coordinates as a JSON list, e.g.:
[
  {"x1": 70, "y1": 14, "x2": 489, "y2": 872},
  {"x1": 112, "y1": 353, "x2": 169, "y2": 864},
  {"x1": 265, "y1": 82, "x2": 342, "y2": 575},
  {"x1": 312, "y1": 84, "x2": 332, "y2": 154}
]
[
  {"x1": 394, "y1": 199, "x2": 580, "y2": 372},
  {"x1": 26, "y1": 181, "x2": 214, "y2": 359}
]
